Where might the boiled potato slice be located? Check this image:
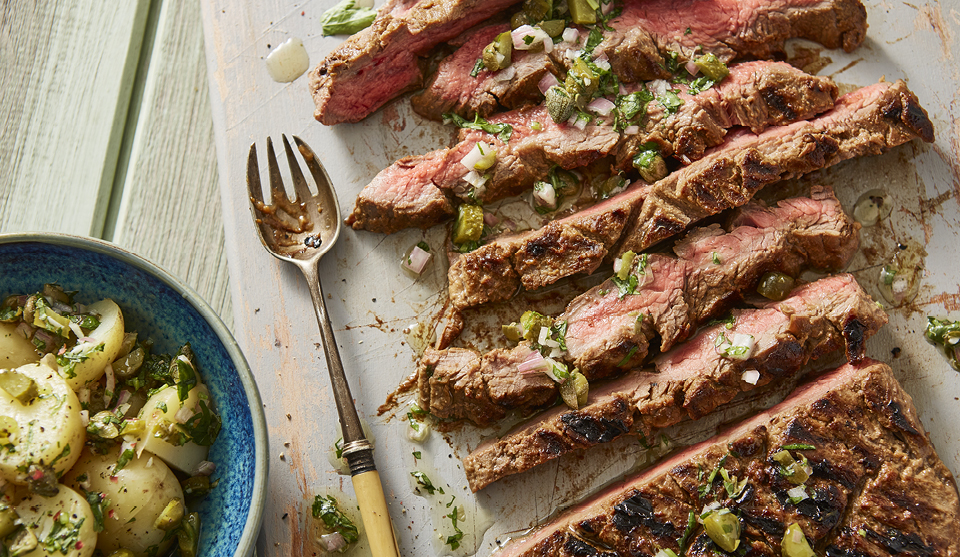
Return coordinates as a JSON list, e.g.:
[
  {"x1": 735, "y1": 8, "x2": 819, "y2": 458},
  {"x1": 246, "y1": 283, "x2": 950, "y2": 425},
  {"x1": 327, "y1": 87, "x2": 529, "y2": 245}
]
[
  {"x1": 0, "y1": 358, "x2": 84, "y2": 484},
  {"x1": 135, "y1": 383, "x2": 211, "y2": 474},
  {"x1": 63, "y1": 447, "x2": 182, "y2": 557},
  {"x1": 0, "y1": 322, "x2": 39, "y2": 369},
  {"x1": 57, "y1": 299, "x2": 124, "y2": 390},
  {"x1": 15, "y1": 484, "x2": 97, "y2": 557}
]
